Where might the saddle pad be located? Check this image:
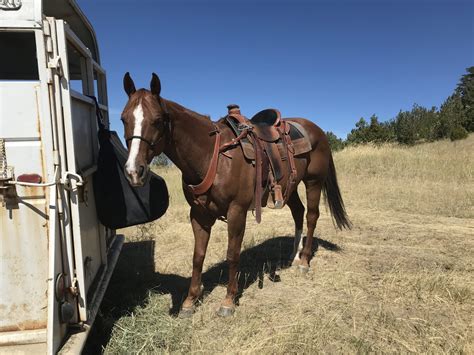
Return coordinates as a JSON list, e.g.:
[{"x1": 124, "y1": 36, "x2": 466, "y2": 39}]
[{"x1": 288, "y1": 121, "x2": 312, "y2": 156}]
